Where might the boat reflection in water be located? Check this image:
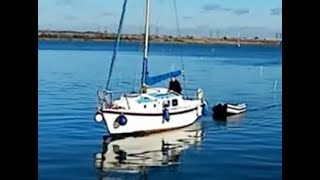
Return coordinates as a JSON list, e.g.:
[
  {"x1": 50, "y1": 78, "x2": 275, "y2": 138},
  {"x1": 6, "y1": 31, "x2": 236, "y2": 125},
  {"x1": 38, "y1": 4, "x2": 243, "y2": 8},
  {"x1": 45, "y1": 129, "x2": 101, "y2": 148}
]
[
  {"x1": 94, "y1": 121, "x2": 204, "y2": 177},
  {"x1": 212, "y1": 113, "x2": 246, "y2": 127}
]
